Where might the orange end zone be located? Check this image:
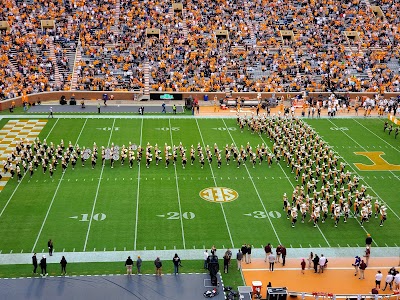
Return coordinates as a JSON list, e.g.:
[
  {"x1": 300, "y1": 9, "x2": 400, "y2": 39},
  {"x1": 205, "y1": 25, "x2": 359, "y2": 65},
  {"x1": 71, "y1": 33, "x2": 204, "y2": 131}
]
[{"x1": 242, "y1": 258, "x2": 399, "y2": 295}]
